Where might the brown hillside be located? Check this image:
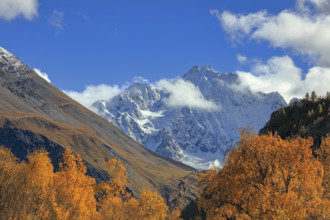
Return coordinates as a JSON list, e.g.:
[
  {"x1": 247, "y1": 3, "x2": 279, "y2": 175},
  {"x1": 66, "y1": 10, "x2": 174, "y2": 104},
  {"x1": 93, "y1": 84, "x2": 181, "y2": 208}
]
[{"x1": 0, "y1": 52, "x2": 198, "y2": 207}]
